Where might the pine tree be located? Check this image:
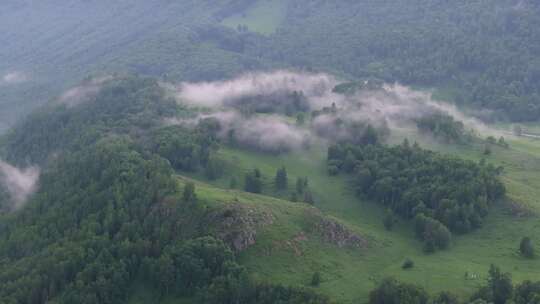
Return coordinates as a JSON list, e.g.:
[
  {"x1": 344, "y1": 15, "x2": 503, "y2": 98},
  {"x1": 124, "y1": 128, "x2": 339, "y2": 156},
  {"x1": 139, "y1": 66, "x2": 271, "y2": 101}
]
[
  {"x1": 311, "y1": 272, "x2": 321, "y2": 287},
  {"x1": 304, "y1": 191, "x2": 315, "y2": 205},
  {"x1": 275, "y1": 167, "x2": 288, "y2": 190},
  {"x1": 245, "y1": 172, "x2": 262, "y2": 194},
  {"x1": 183, "y1": 182, "x2": 197, "y2": 203},
  {"x1": 520, "y1": 237, "x2": 535, "y2": 258}
]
